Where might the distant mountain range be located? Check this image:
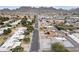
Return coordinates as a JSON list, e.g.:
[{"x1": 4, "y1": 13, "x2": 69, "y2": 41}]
[{"x1": 0, "y1": 6, "x2": 79, "y2": 15}]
